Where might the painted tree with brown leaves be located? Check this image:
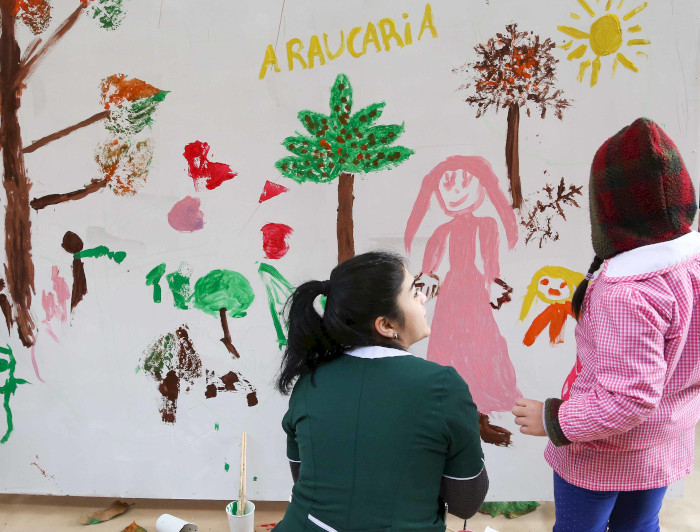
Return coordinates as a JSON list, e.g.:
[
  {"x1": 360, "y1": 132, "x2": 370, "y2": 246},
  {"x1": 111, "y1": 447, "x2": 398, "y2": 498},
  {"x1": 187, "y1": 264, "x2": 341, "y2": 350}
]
[
  {"x1": 1, "y1": 1, "x2": 167, "y2": 347},
  {"x1": 457, "y1": 23, "x2": 570, "y2": 209}
]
